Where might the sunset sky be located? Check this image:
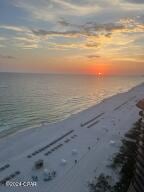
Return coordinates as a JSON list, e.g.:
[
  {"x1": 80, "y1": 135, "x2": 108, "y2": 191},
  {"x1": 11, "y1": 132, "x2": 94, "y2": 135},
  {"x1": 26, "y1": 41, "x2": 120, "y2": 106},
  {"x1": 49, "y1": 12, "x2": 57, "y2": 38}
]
[{"x1": 0, "y1": 0, "x2": 144, "y2": 75}]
